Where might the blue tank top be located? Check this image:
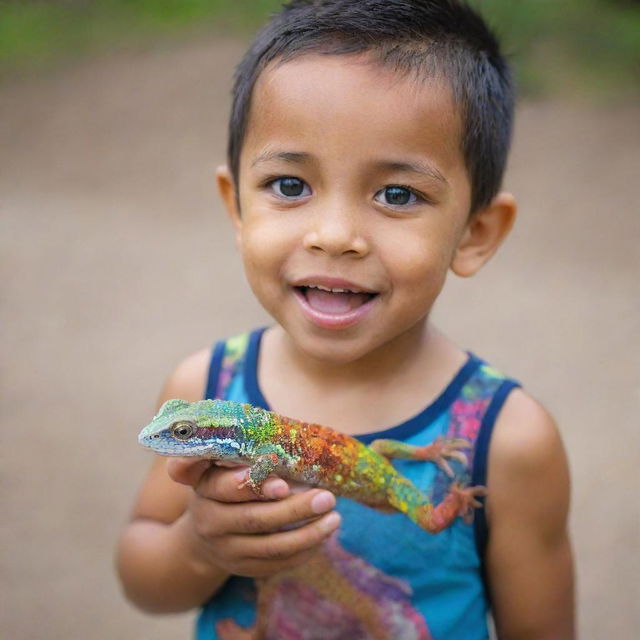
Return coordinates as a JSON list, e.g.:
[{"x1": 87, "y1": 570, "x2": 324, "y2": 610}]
[{"x1": 196, "y1": 328, "x2": 520, "y2": 640}]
